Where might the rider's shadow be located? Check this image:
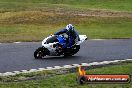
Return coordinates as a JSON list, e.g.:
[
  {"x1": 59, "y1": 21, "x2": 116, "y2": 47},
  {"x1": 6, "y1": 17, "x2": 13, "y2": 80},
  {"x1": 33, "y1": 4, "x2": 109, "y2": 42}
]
[{"x1": 40, "y1": 55, "x2": 82, "y2": 60}]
